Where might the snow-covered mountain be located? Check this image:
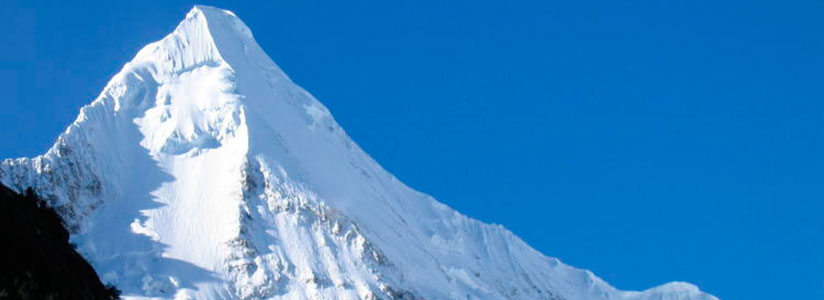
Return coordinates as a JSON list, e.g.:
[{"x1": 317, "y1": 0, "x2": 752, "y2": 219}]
[{"x1": 0, "y1": 6, "x2": 717, "y2": 300}]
